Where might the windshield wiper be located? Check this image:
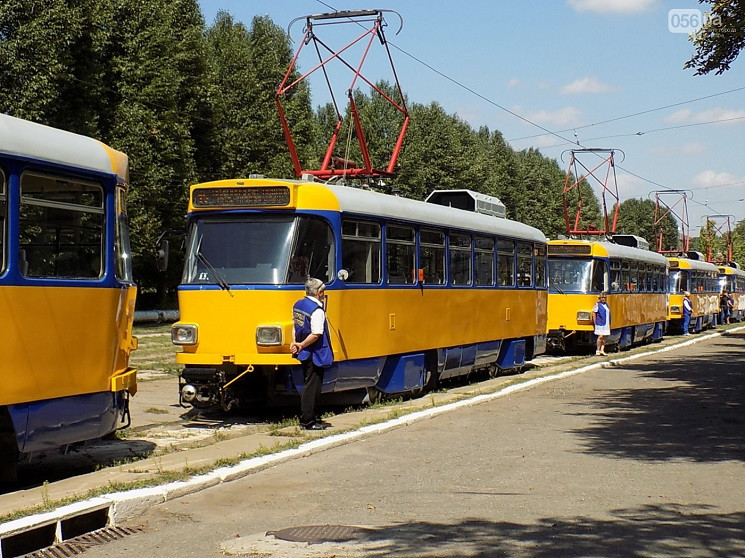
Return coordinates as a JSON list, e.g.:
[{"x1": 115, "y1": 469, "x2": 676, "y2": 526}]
[
  {"x1": 195, "y1": 234, "x2": 233, "y2": 296},
  {"x1": 549, "y1": 279, "x2": 565, "y2": 295}
]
